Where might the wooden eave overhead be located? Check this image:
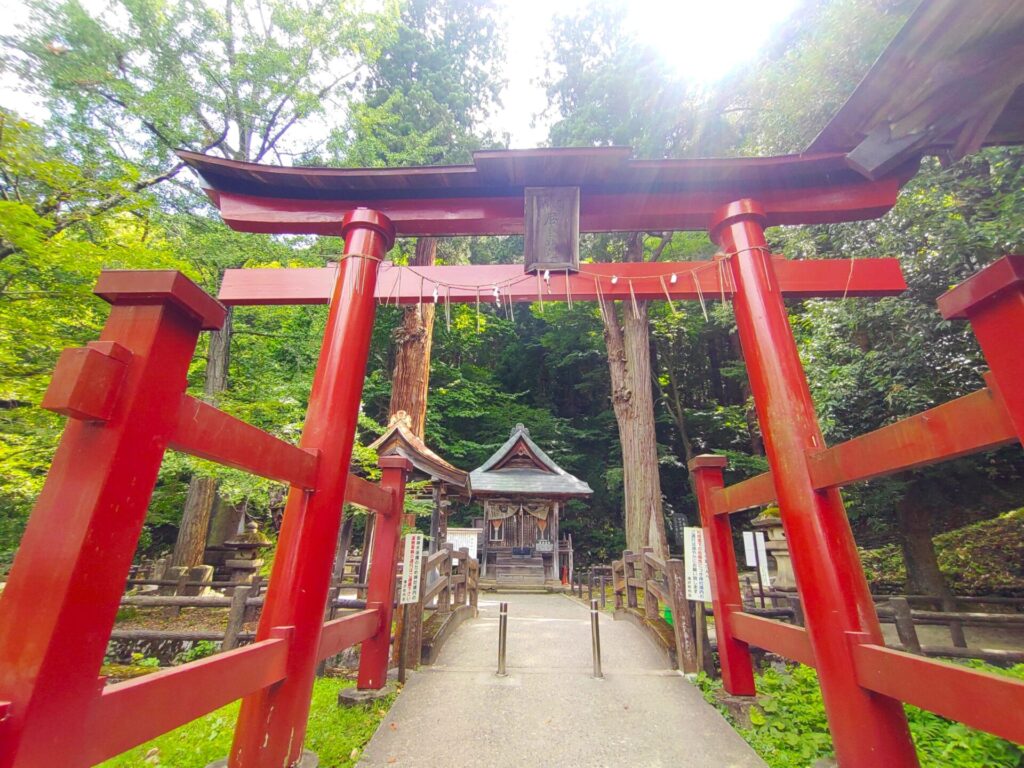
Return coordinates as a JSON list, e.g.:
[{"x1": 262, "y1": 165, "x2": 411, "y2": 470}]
[
  {"x1": 177, "y1": 147, "x2": 917, "y2": 236},
  {"x1": 369, "y1": 413, "x2": 470, "y2": 492},
  {"x1": 808, "y1": 0, "x2": 1024, "y2": 179}
]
